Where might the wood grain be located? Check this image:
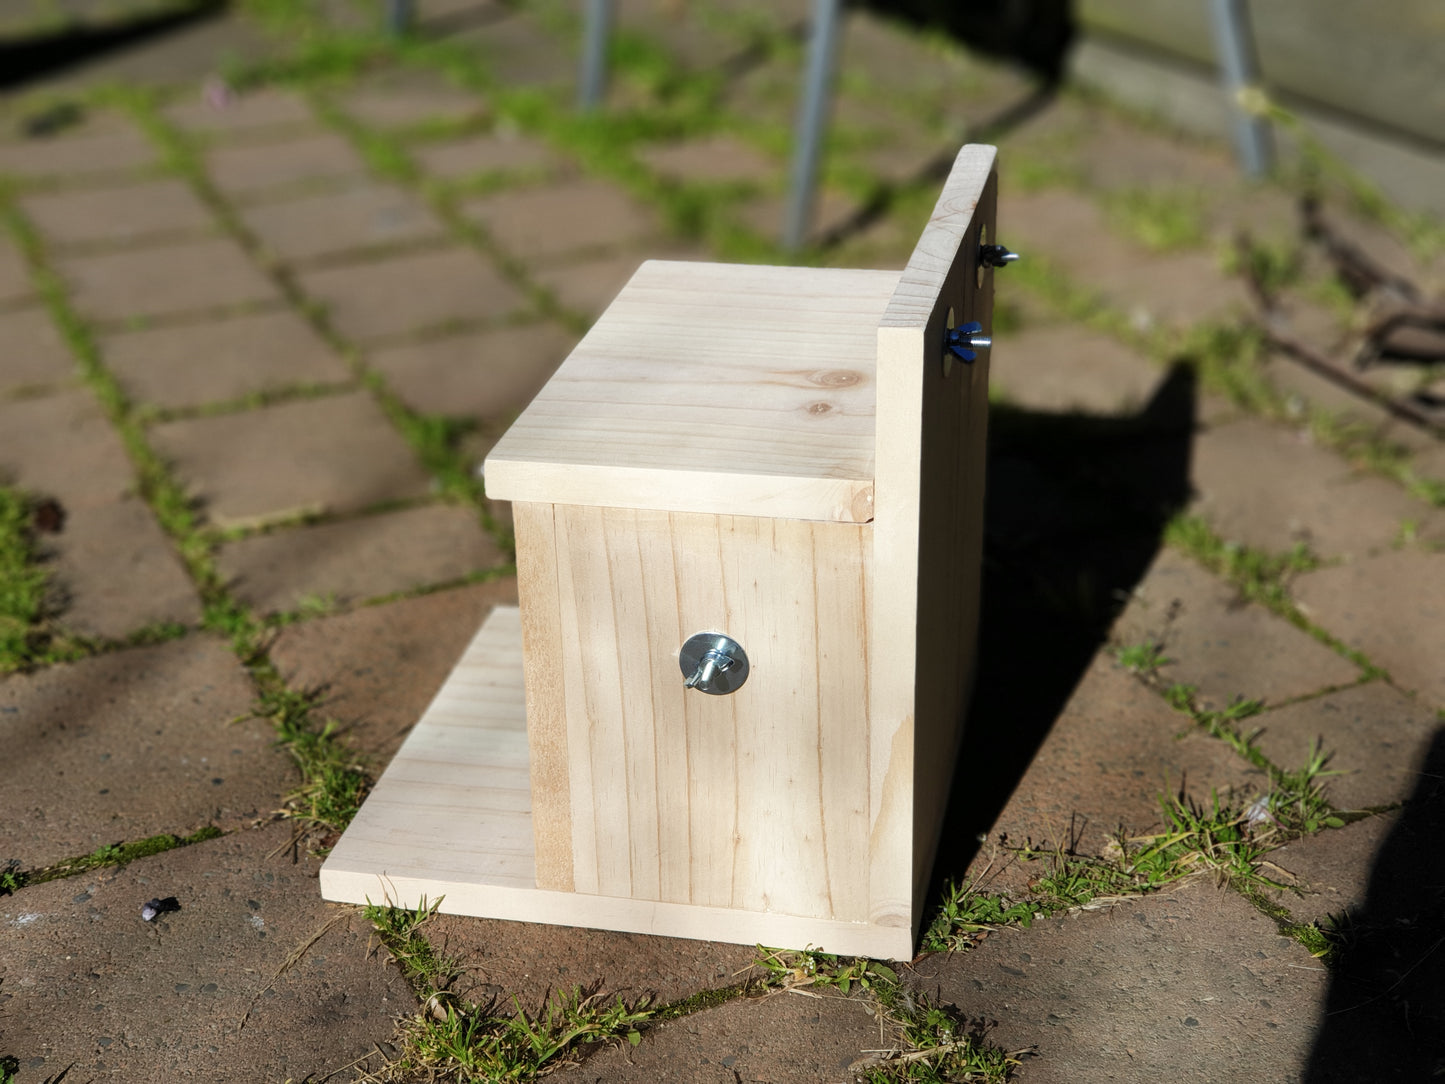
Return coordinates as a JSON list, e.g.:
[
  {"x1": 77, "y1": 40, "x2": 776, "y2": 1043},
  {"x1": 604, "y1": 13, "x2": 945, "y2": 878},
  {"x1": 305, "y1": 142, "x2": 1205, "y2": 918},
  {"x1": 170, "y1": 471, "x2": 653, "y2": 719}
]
[
  {"x1": 525, "y1": 504, "x2": 874, "y2": 922},
  {"x1": 483, "y1": 261, "x2": 899, "y2": 525},
  {"x1": 871, "y1": 144, "x2": 997, "y2": 932}
]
